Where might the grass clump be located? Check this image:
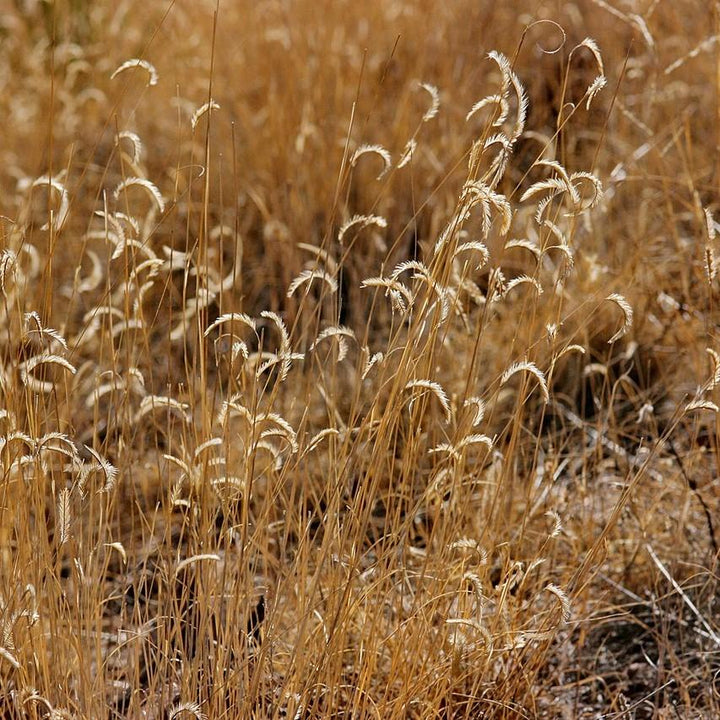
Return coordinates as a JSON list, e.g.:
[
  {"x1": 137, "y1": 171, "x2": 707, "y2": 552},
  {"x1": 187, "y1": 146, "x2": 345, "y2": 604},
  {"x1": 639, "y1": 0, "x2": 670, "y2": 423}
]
[{"x1": 1, "y1": 1, "x2": 719, "y2": 718}]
